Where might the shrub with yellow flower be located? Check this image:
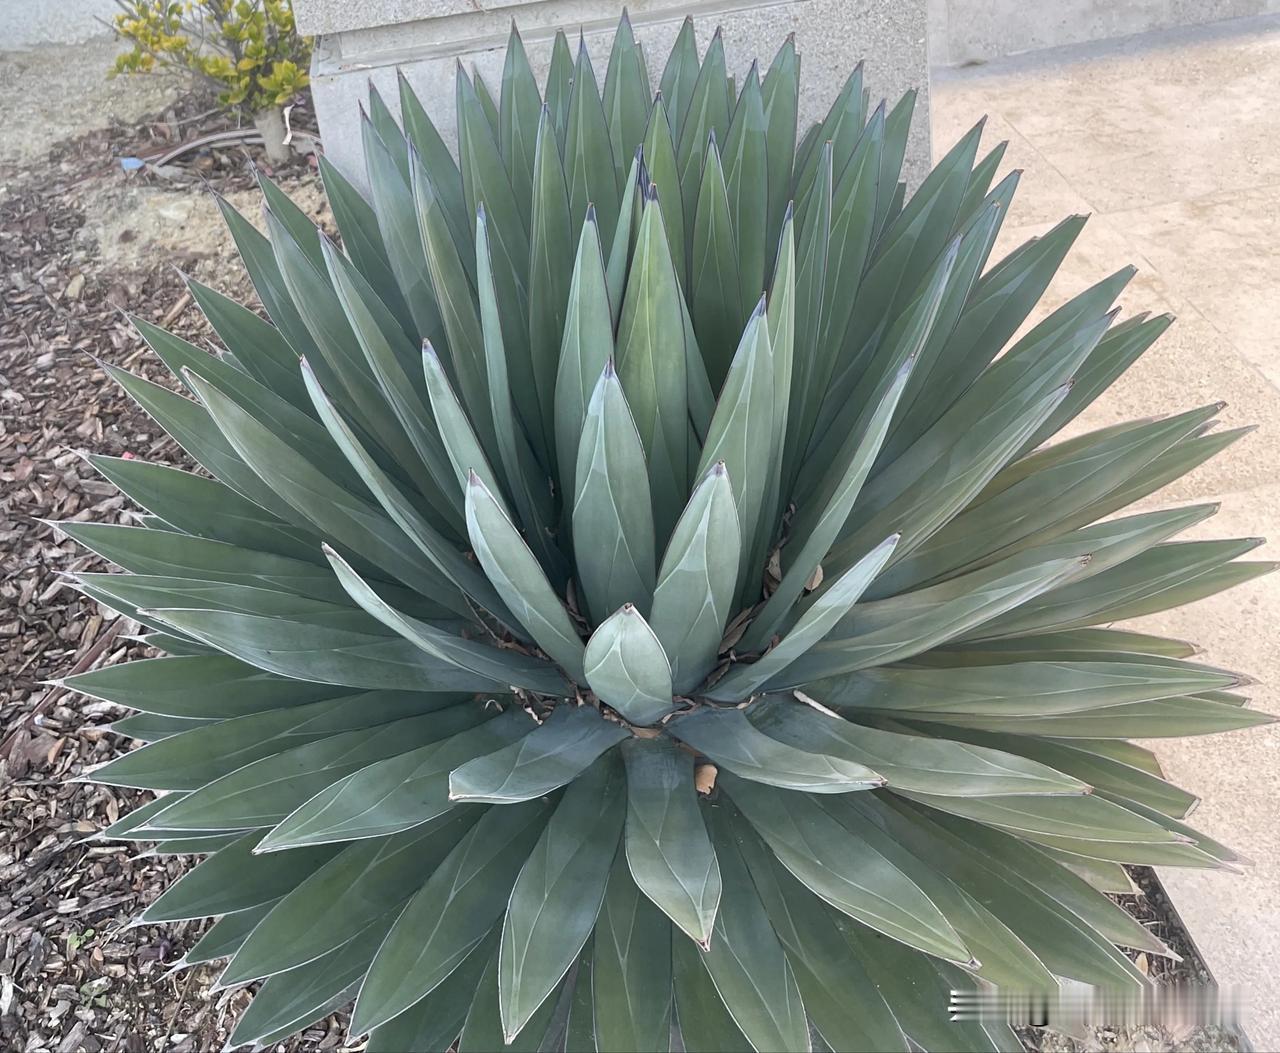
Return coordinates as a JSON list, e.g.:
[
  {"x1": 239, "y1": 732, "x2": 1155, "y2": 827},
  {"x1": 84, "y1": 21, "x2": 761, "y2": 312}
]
[{"x1": 110, "y1": 1, "x2": 311, "y2": 162}]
